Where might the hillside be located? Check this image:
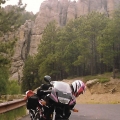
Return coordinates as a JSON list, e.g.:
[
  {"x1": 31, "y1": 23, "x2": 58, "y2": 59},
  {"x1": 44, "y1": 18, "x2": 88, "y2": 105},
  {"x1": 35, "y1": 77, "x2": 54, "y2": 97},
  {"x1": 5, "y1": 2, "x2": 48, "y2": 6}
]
[
  {"x1": 1, "y1": 0, "x2": 120, "y2": 81},
  {"x1": 63, "y1": 77, "x2": 120, "y2": 104}
]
